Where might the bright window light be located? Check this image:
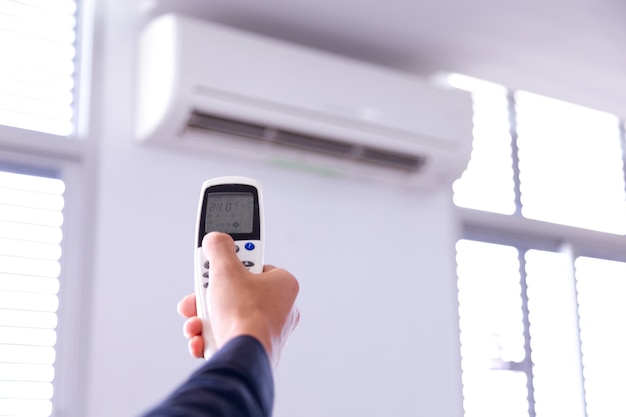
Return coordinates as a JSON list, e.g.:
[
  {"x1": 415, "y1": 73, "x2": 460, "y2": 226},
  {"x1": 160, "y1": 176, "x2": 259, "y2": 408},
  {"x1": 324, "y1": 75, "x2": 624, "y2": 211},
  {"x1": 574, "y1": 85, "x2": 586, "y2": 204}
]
[
  {"x1": 0, "y1": 168, "x2": 65, "y2": 417},
  {"x1": 575, "y1": 257, "x2": 626, "y2": 417},
  {"x1": 456, "y1": 239, "x2": 528, "y2": 417},
  {"x1": 525, "y1": 250, "x2": 586, "y2": 417},
  {"x1": 0, "y1": 0, "x2": 78, "y2": 136},
  {"x1": 448, "y1": 74, "x2": 516, "y2": 215},
  {"x1": 452, "y1": 71, "x2": 626, "y2": 417},
  {"x1": 516, "y1": 92, "x2": 626, "y2": 234}
]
